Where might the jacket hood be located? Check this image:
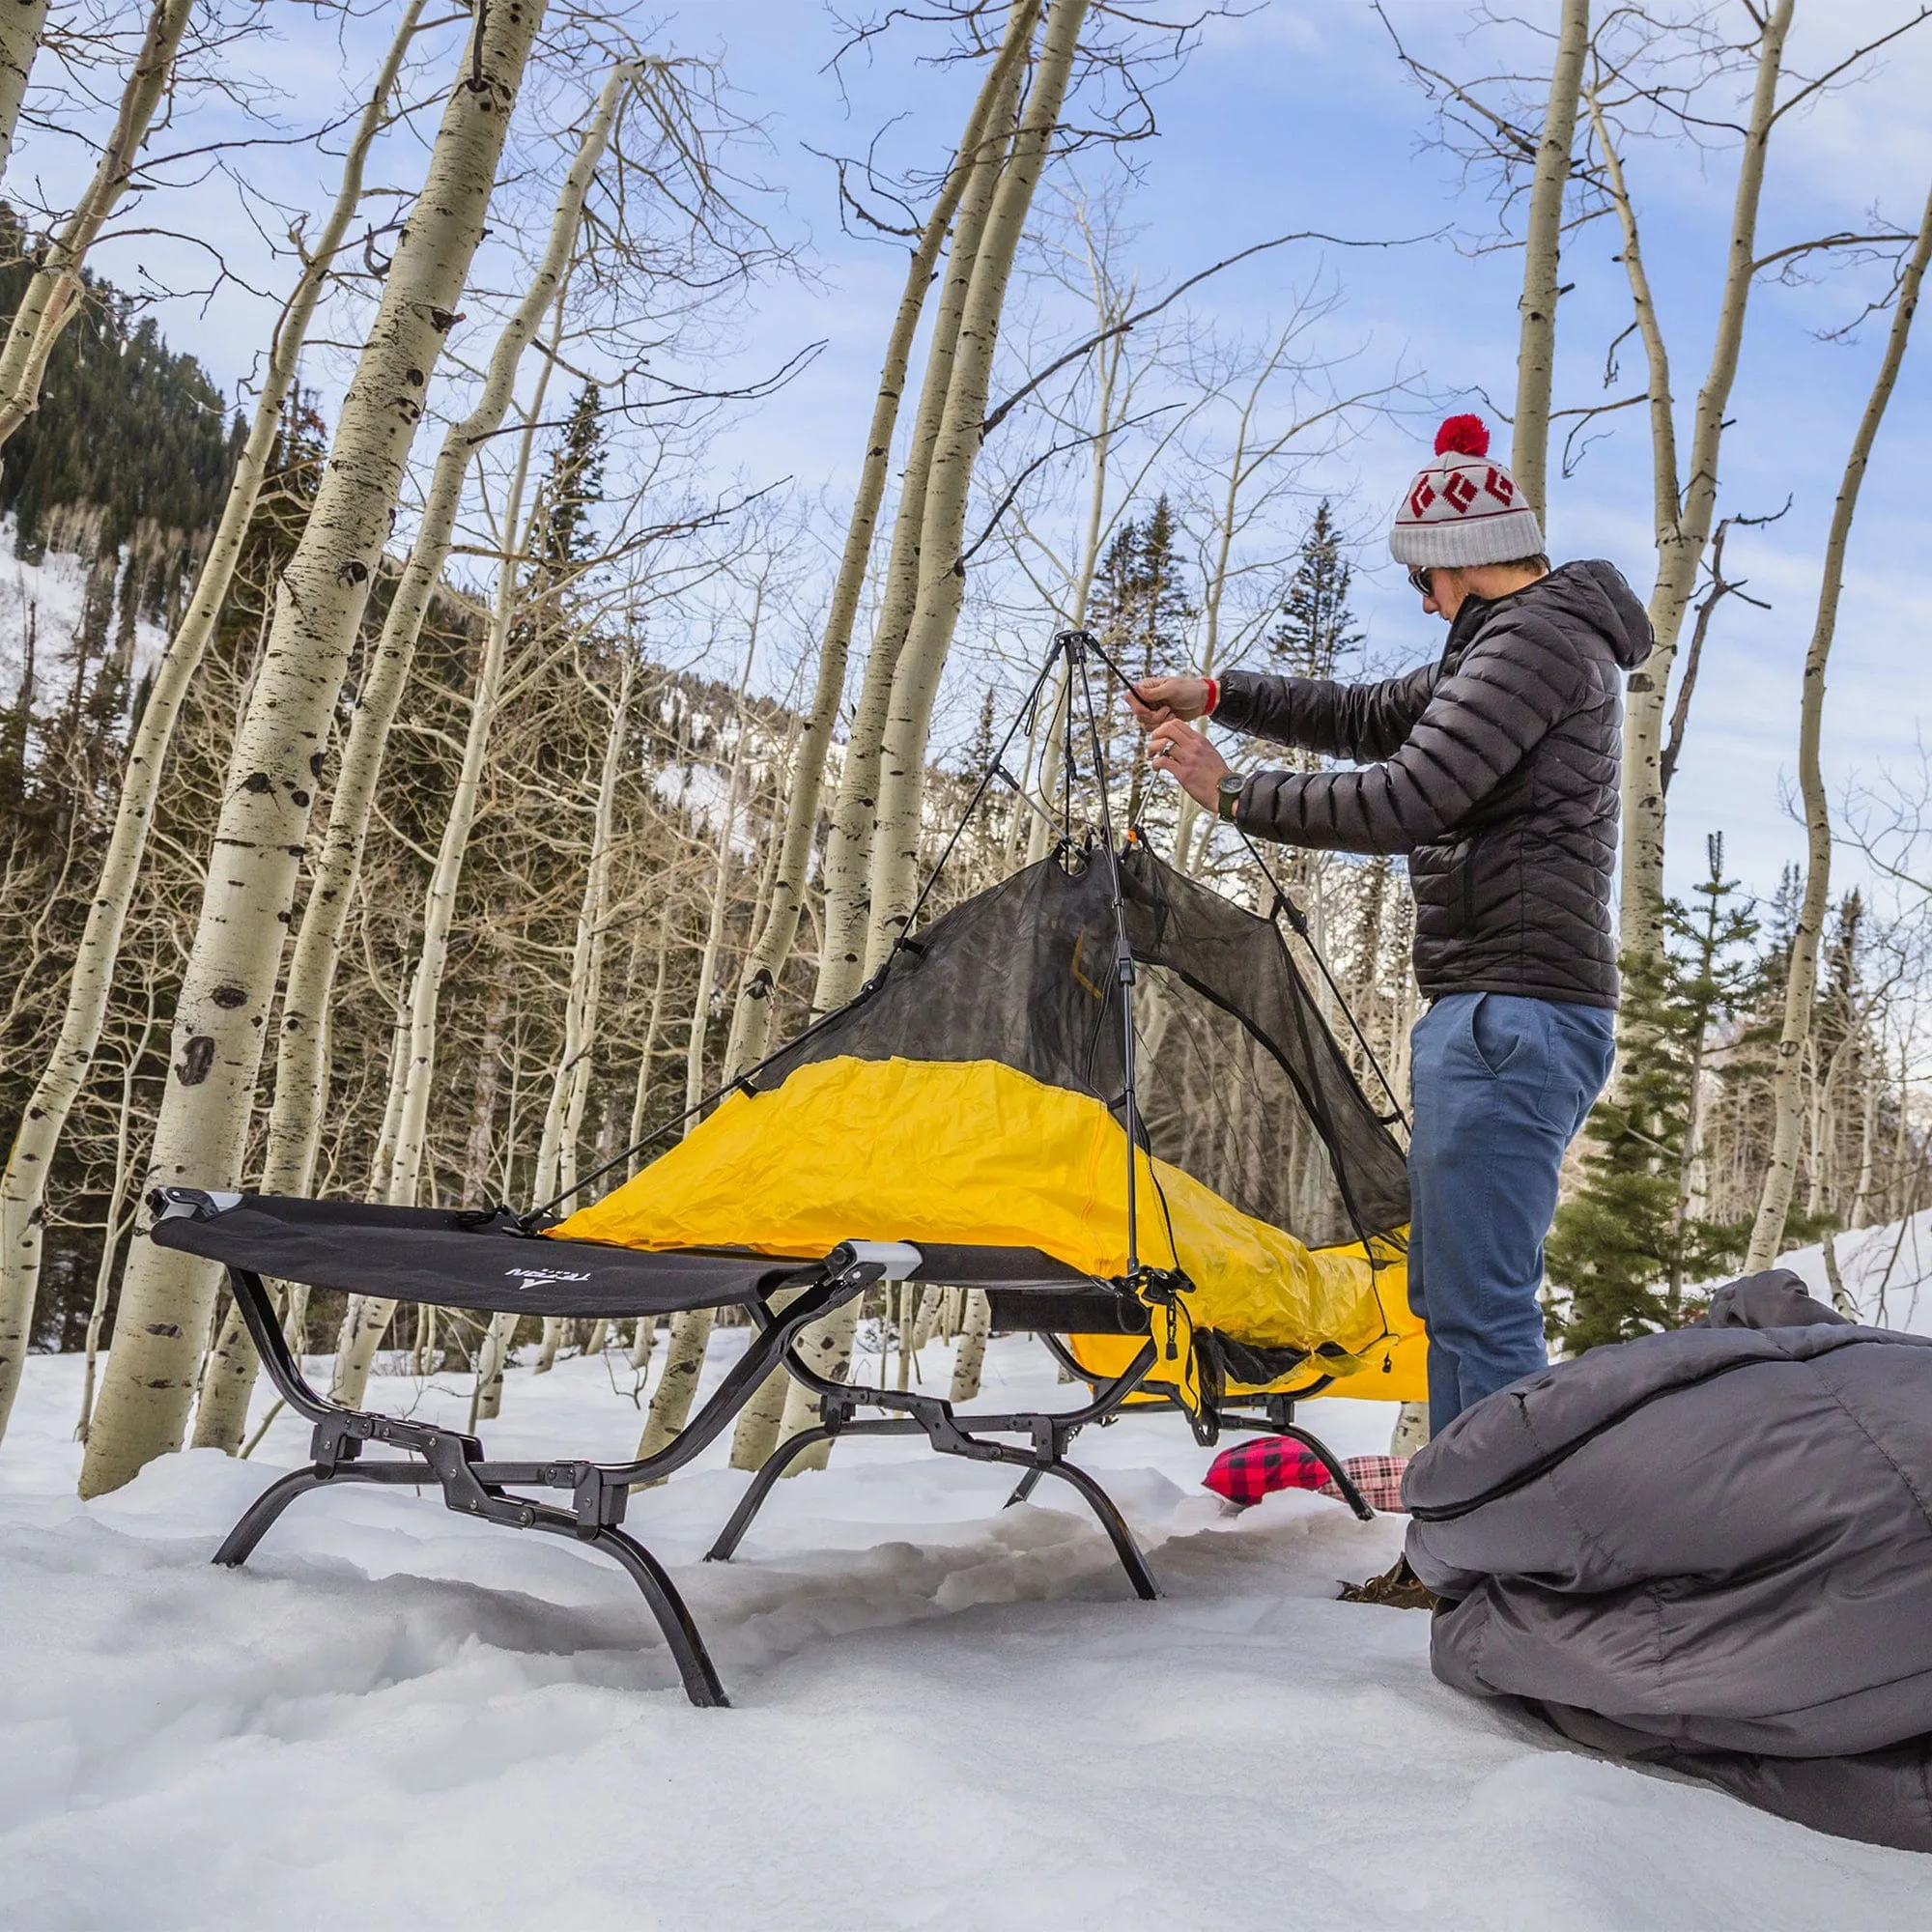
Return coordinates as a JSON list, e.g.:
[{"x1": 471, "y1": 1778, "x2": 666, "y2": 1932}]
[{"x1": 1518, "y1": 558, "x2": 1654, "y2": 669}]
